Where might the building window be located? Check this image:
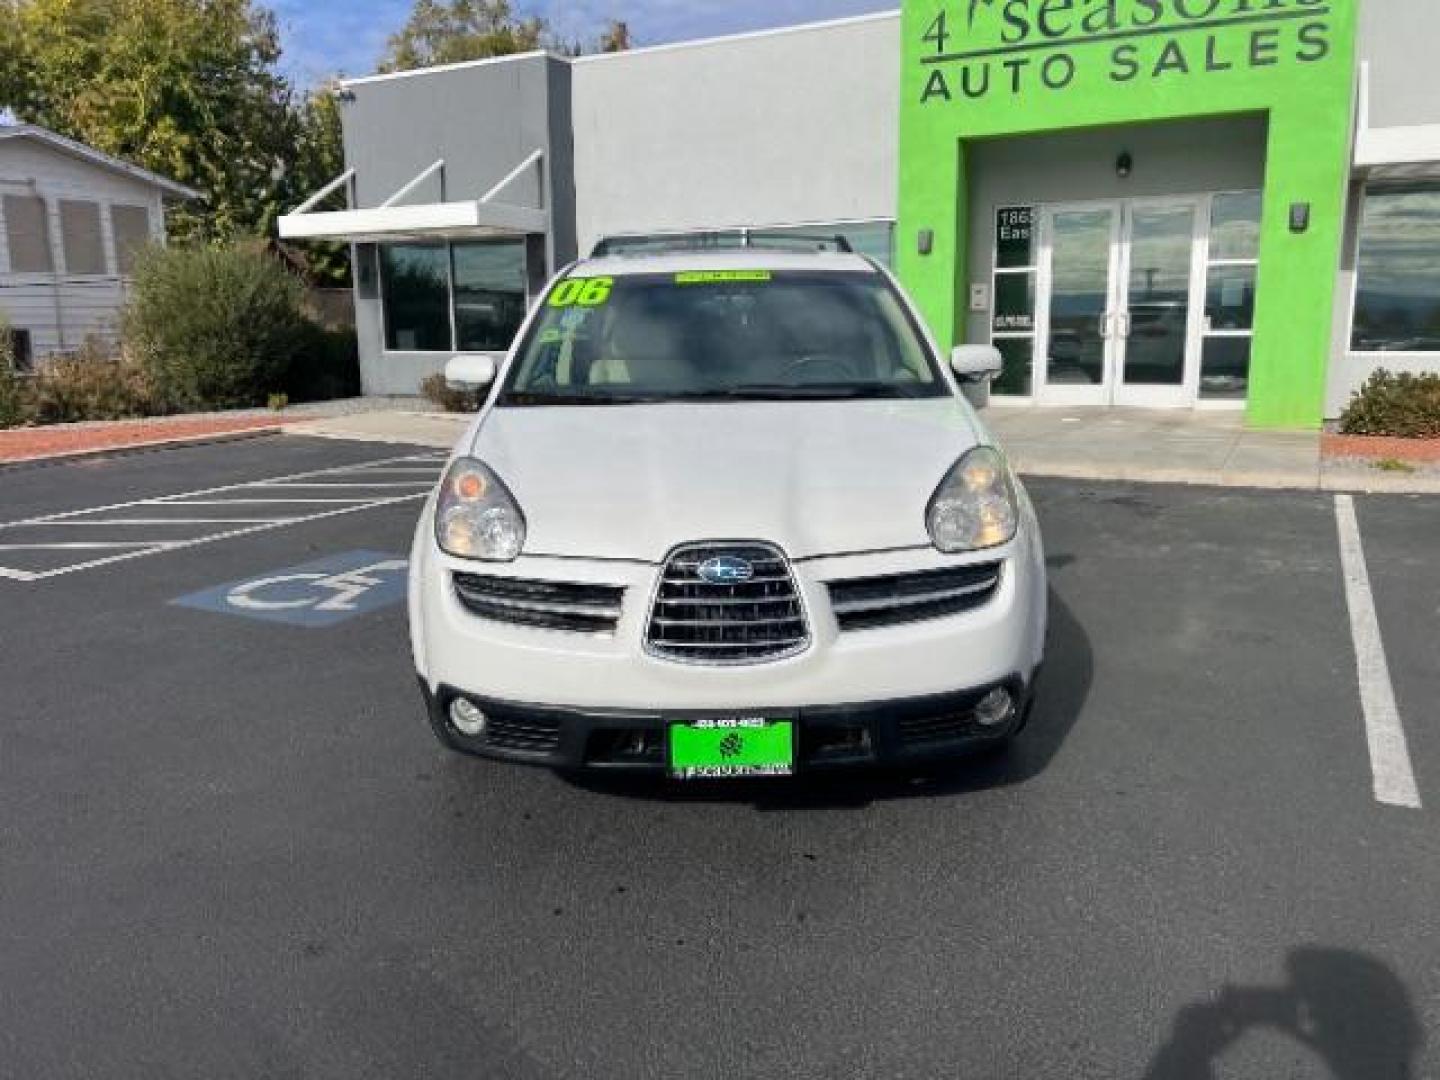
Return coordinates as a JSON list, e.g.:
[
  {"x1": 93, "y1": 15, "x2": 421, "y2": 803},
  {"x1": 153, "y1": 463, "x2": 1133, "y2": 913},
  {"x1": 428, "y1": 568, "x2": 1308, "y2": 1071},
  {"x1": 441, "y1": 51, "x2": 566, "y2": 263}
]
[
  {"x1": 381, "y1": 240, "x2": 531, "y2": 354},
  {"x1": 991, "y1": 206, "x2": 1036, "y2": 396},
  {"x1": 1352, "y1": 185, "x2": 1440, "y2": 353},
  {"x1": 1200, "y1": 191, "x2": 1261, "y2": 401},
  {"x1": 110, "y1": 204, "x2": 152, "y2": 275},
  {"x1": 59, "y1": 199, "x2": 107, "y2": 275},
  {"x1": 8, "y1": 328, "x2": 34, "y2": 373},
  {"x1": 761, "y1": 221, "x2": 895, "y2": 267},
  {"x1": 381, "y1": 244, "x2": 452, "y2": 352},
  {"x1": 3, "y1": 194, "x2": 54, "y2": 274},
  {"x1": 453, "y1": 240, "x2": 528, "y2": 351},
  {"x1": 594, "y1": 222, "x2": 897, "y2": 267}
]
